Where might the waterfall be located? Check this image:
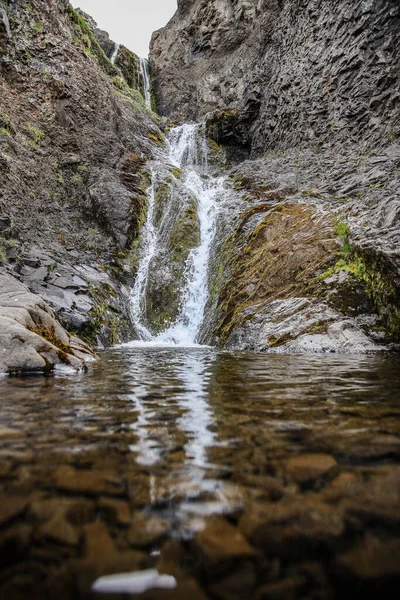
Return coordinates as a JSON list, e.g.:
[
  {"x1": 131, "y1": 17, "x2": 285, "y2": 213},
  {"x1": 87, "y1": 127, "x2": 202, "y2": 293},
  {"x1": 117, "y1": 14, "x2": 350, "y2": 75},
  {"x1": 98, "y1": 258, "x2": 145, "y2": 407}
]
[
  {"x1": 129, "y1": 123, "x2": 225, "y2": 347},
  {"x1": 110, "y1": 43, "x2": 120, "y2": 65},
  {"x1": 0, "y1": 3, "x2": 11, "y2": 38},
  {"x1": 139, "y1": 57, "x2": 152, "y2": 108},
  {"x1": 130, "y1": 168, "x2": 157, "y2": 341}
]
